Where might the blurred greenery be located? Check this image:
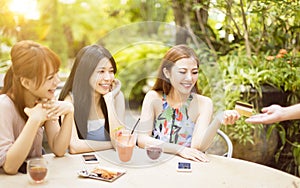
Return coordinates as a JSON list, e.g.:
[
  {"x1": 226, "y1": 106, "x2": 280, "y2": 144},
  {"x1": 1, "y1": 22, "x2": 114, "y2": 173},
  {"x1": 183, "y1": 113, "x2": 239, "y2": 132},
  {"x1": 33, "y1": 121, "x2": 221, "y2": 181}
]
[{"x1": 114, "y1": 43, "x2": 169, "y2": 108}]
